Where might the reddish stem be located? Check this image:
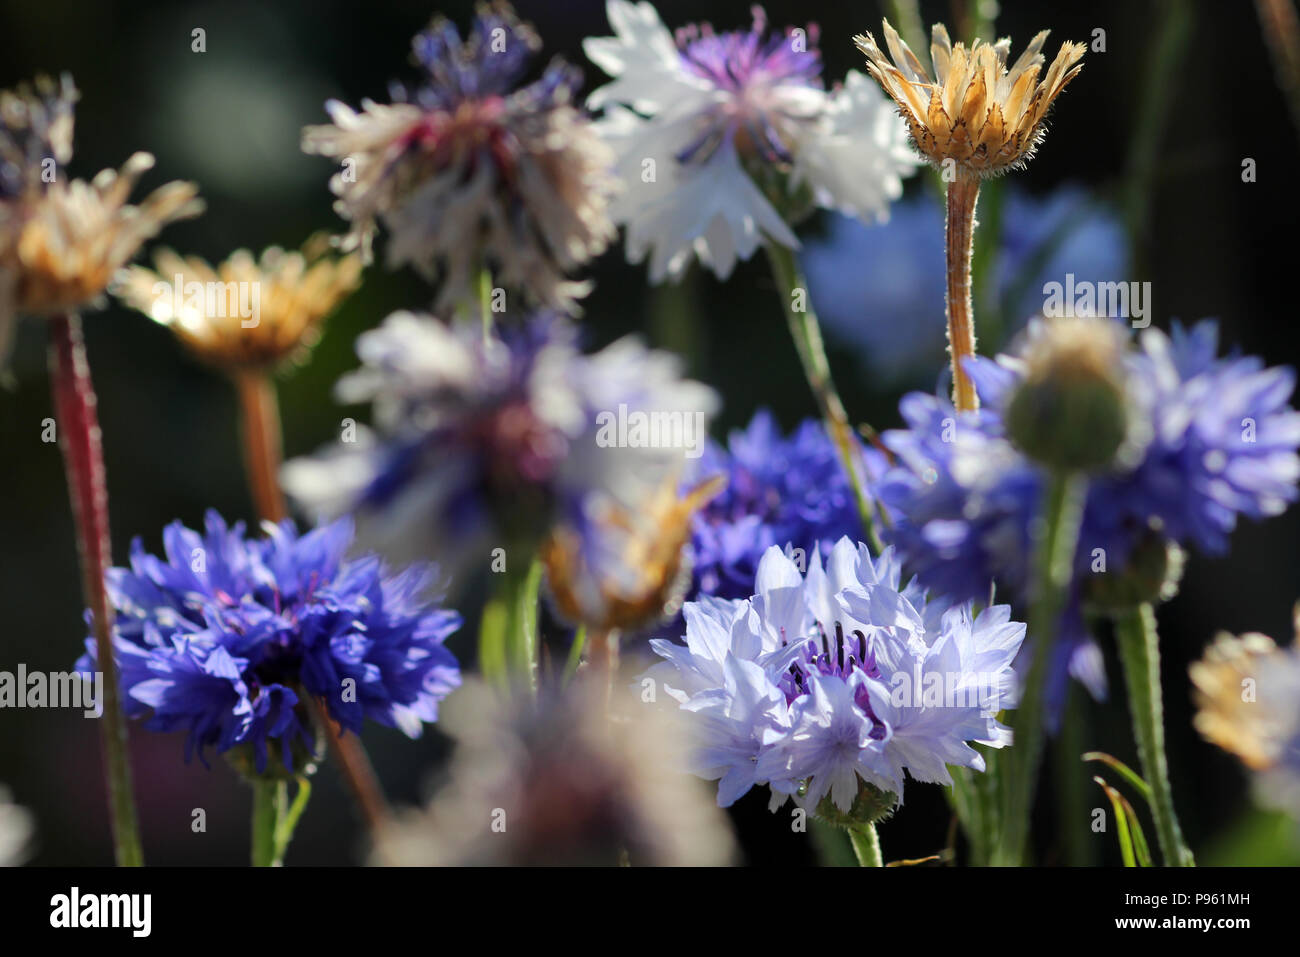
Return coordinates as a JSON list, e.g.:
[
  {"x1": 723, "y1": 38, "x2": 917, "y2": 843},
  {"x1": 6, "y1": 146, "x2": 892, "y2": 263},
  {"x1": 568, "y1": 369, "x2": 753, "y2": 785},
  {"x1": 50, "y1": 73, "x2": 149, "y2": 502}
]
[
  {"x1": 48, "y1": 313, "x2": 144, "y2": 866},
  {"x1": 233, "y1": 370, "x2": 288, "y2": 523},
  {"x1": 945, "y1": 172, "x2": 982, "y2": 412}
]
